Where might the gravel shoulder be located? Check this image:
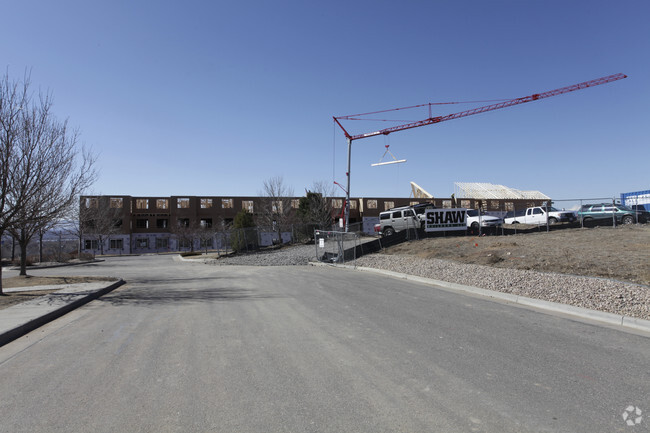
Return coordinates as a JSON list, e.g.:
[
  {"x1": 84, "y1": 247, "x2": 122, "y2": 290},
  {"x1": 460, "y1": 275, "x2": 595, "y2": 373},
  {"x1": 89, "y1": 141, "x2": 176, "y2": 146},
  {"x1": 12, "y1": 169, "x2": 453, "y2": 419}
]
[
  {"x1": 355, "y1": 254, "x2": 650, "y2": 320},
  {"x1": 204, "y1": 244, "x2": 318, "y2": 266}
]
